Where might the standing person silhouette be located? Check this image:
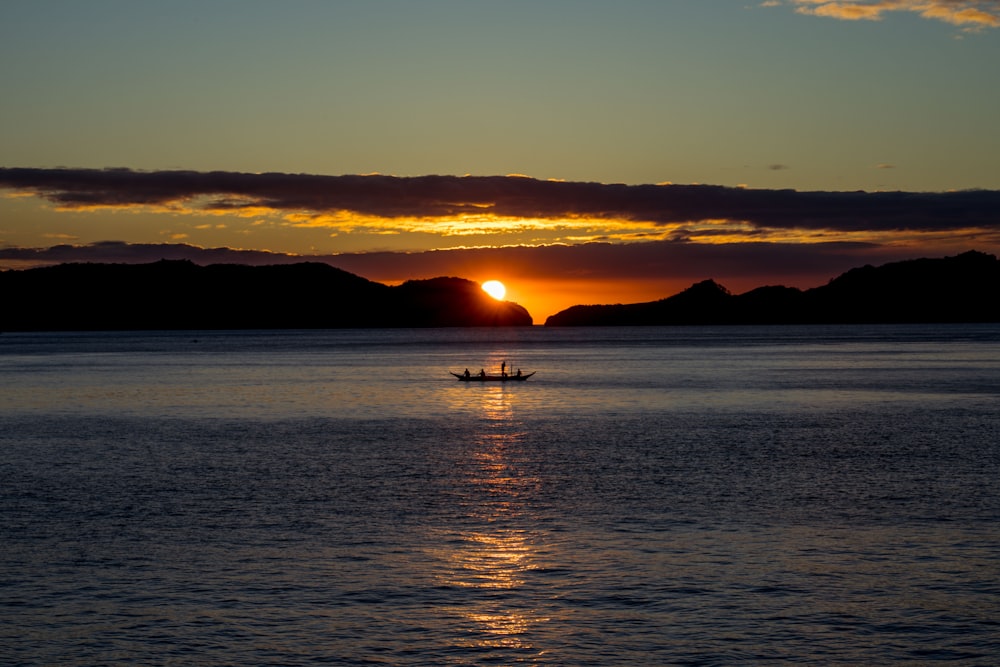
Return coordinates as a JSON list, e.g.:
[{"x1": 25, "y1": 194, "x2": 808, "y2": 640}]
[{"x1": 501, "y1": 361, "x2": 506, "y2": 377}]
